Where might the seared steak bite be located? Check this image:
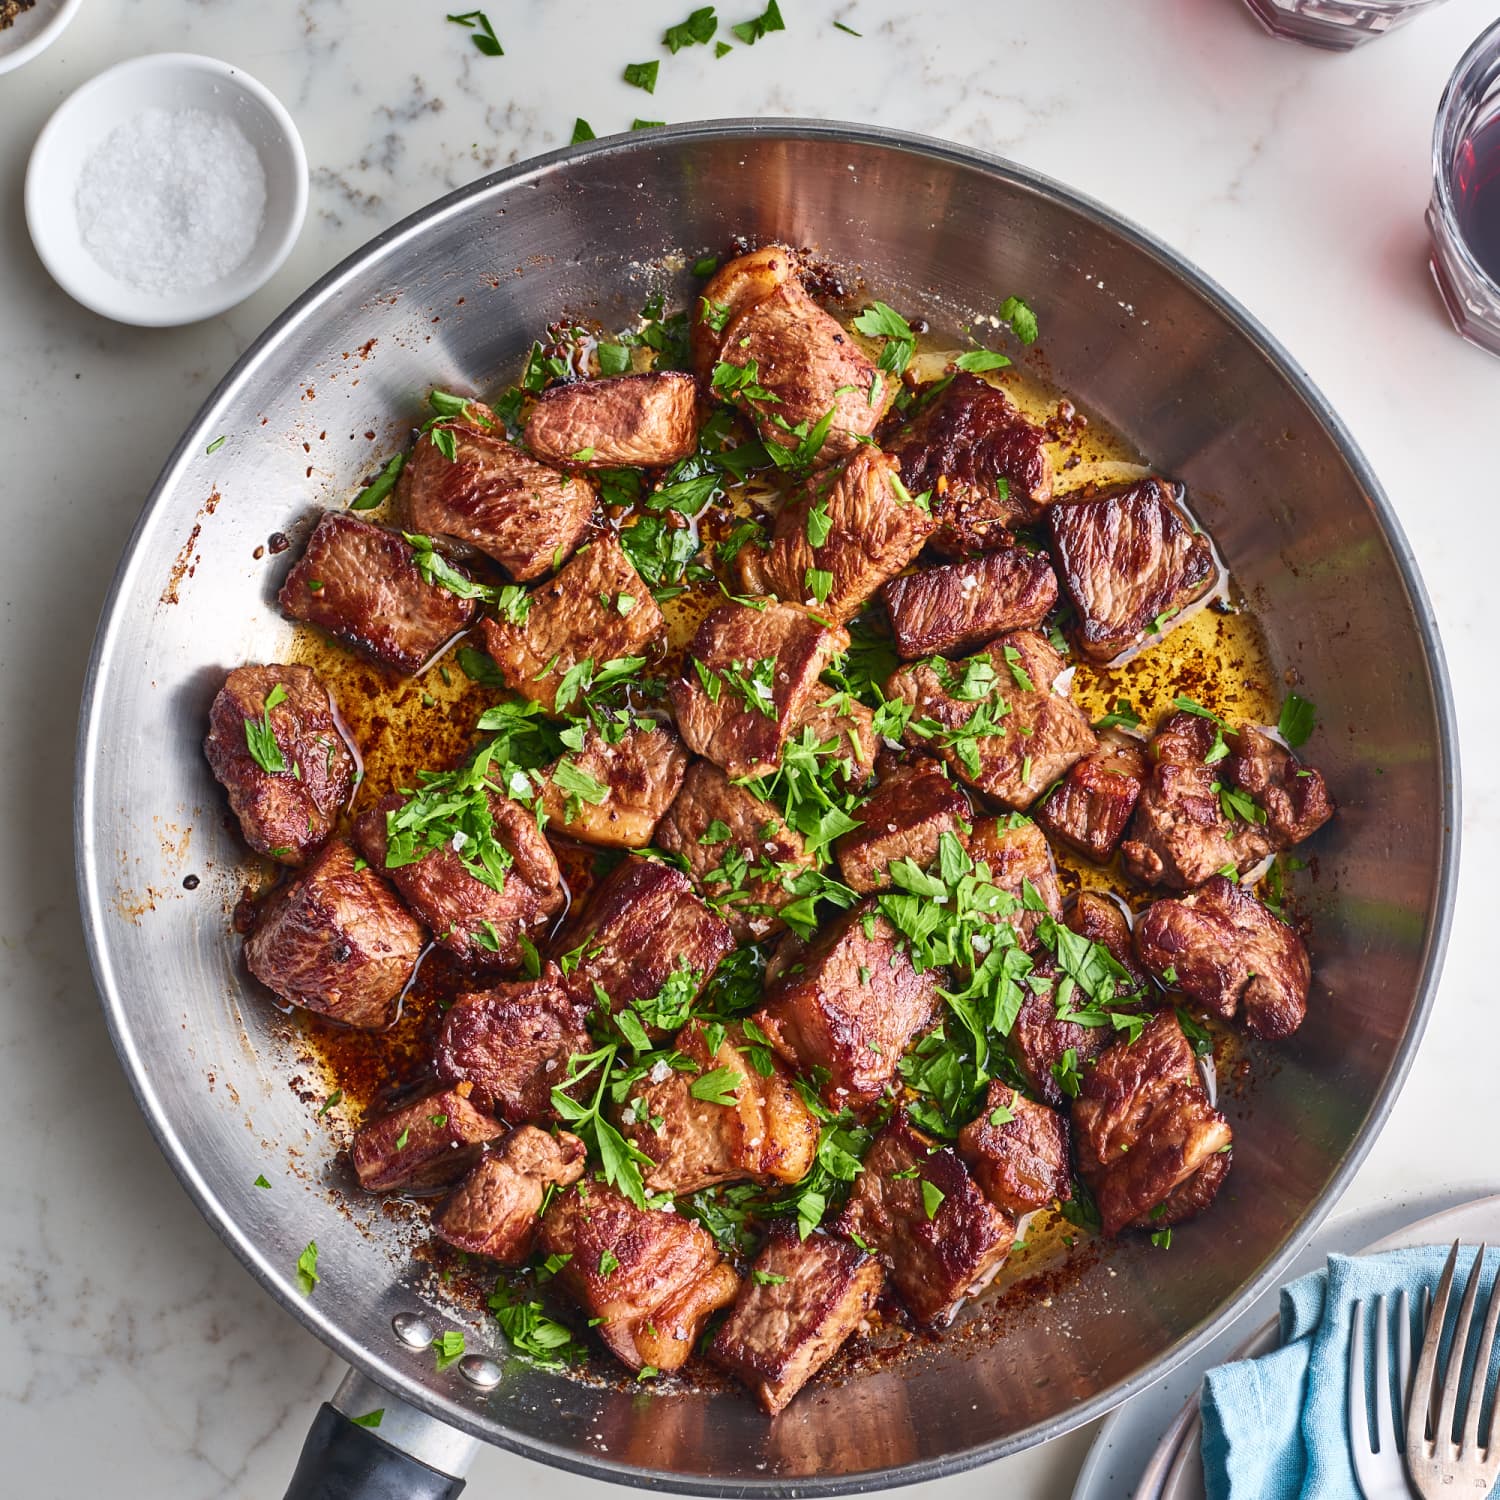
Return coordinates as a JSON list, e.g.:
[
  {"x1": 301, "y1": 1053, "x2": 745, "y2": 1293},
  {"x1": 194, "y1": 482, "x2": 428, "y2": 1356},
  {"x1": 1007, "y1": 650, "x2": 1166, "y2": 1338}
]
[
  {"x1": 524, "y1": 372, "x2": 699, "y2": 469},
  {"x1": 1072, "y1": 1010, "x2": 1232, "y2": 1236},
  {"x1": 1225, "y1": 724, "x2": 1335, "y2": 850},
  {"x1": 279, "y1": 512, "x2": 477, "y2": 675},
  {"x1": 354, "y1": 790, "x2": 564, "y2": 969},
  {"x1": 1066, "y1": 890, "x2": 1148, "y2": 988},
  {"x1": 244, "y1": 838, "x2": 422, "y2": 1029},
  {"x1": 691, "y1": 244, "x2": 797, "y2": 382},
  {"x1": 1036, "y1": 730, "x2": 1147, "y2": 864},
  {"x1": 703, "y1": 267, "x2": 892, "y2": 463},
  {"x1": 791, "y1": 690, "x2": 878, "y2": 790},
  {"x1": 1048, "y1": 477, "x2": 1218, "y2": 663},
  {"x1": 1010, "y1": 976, "x2": 1114, "y2": 1112},
  {"x1": 435, "y1": 965, "x2": 593, "y2": 1122},
  {"x1": 886, "y1": 373, "x2": 1053, "y2": 555},
  {"x1": 432, "y1": 1126, "x2": 586, "y2": 1262},
  {"x1": 958, "y1": 1083, "x2": 1071, "y2": 1217},
  {"x1": 618, "y1": 1019, "x2": 818, "y2": 1194},
  {"x1": 535, "y1": 721, "x2": 689, "y2": 848},
  {"x1": 204, "y1": 664, "x2": 356, "y2": 866},
  {"x1": 737, "y1": 449, "x2": 934, "y2": 624},
  {"x1": 965, "y1": 814, "x2": 1061, "y2": 945},
  {"x1": 881, "y1": 543, "x2": 1059, "y2": 660},
  {"x1": 832, "y1": 1110, "x2": 1014, "y2": 1330},
  {"x1": 653, "y1": 760, "x2": 816, "y2": 941},
  {"x1": 669, "y1": 600, "x2": 849, "y2": 779},
  {"x1": 1120, "y1": 711, "x2": 1274, "y2": 890},
  {"x1": 538, "y1": 1181, "x2": 740, "y2": 1374},
  {"x1": 552, "y1": 857, "x2": 735, "y2": 1034},
  {"x1": 834, "y1": 759, "x2": 970, "y2": 896},
  {"x1": 887, "y1": 630, "x2": 1097, "y2": 809},
  {"x1": 351, "y1": 1084, "x2": 505, "y2": 1193},
  {"x1": 396, "y1": 399, "x2": 596, "y2": 580},
  {"x1": 711, "y1": 1225, "x2": 883, "y2": 1415},
  {"x1": 751, "y1": 901, "x2": 941, "y2": 1108},
  {"x1": 1134, "y1": 875, "x2": 1311, "y2": 1040},
  {"x1": 479, "y1": 530, "x2": 664, "y2": 714}
]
